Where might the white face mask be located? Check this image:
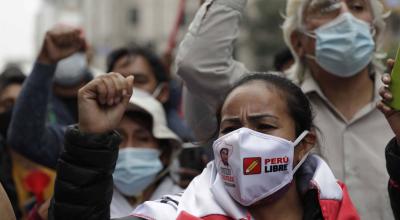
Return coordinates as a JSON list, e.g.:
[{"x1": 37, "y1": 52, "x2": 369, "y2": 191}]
[
  {"x1": 54, "y1": 52, "x2": 88, "y2": 86},
  {"x1": 212, "y1": 127, "x2": 309, "y2": 206}
]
